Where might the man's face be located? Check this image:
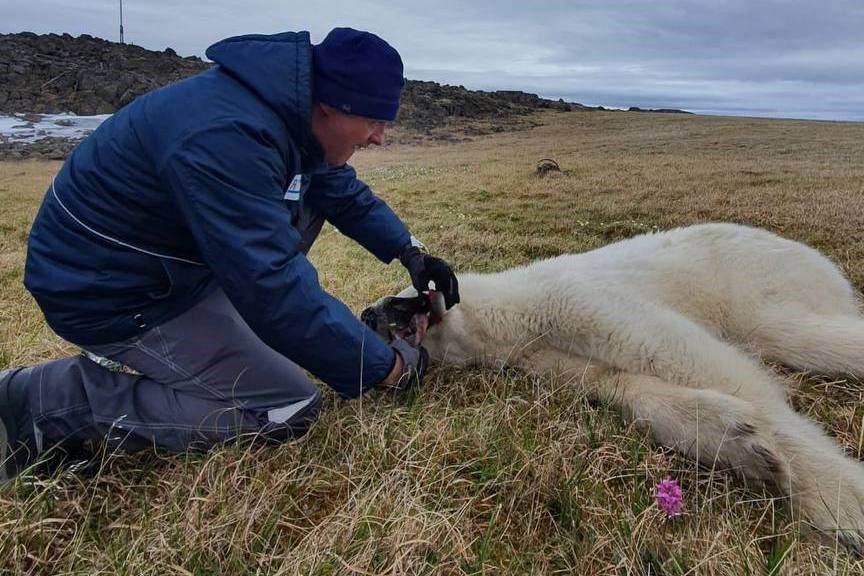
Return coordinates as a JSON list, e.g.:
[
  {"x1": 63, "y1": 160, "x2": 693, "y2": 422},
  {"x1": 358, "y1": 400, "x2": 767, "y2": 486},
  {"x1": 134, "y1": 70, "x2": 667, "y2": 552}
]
[{"x1": 311, "y1": 103, "x2": 388, "y2": 165}]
